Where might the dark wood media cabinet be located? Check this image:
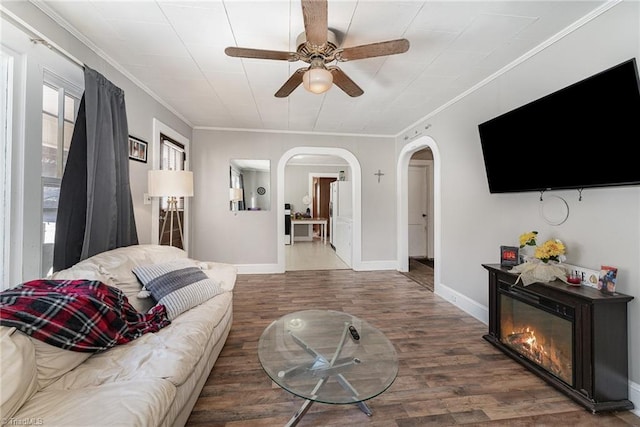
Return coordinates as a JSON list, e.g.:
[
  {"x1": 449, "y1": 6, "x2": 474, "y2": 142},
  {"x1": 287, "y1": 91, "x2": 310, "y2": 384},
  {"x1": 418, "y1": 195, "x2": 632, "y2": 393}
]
[{"x1": 482, "y1": 264, "x2": 634, "y2": 413}]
